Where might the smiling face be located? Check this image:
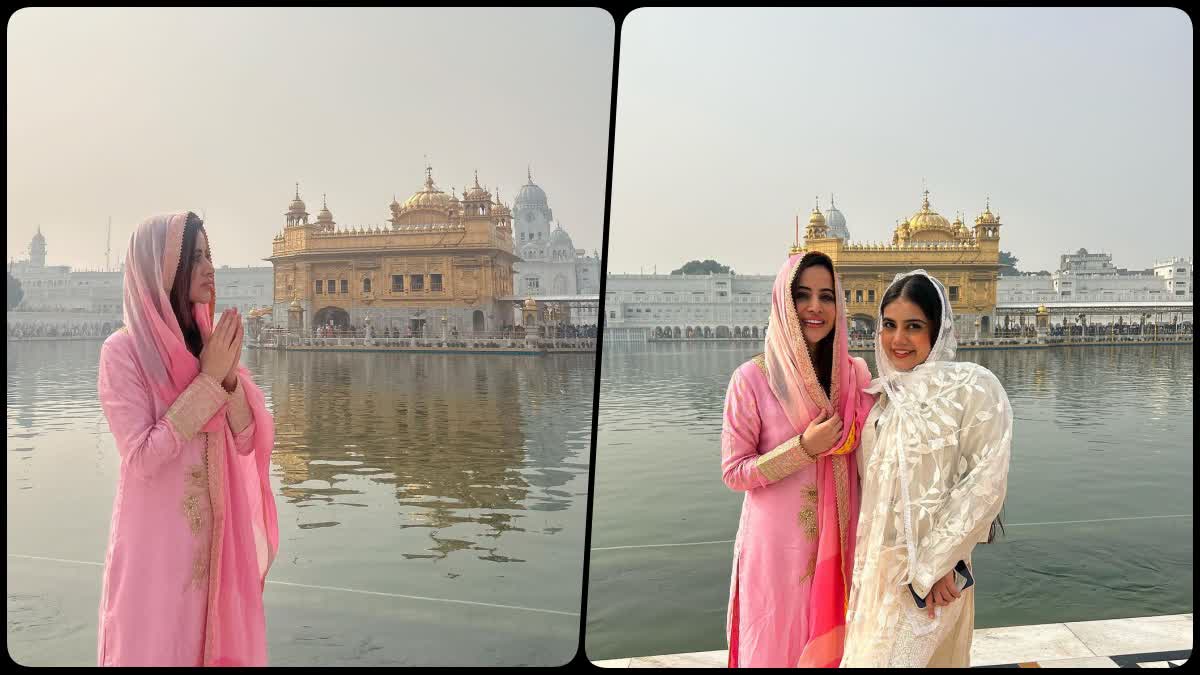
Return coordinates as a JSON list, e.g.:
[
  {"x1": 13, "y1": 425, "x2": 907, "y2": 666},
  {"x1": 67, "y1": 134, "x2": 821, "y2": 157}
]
[
  {"x1": 187, "y1": 228, "x2": 215, "y2": 305},
  {"x1": 792, "y1": 264, "x2": 836, "y2": 349},
  {"x1": 880, "y1": 296, "x2": 934, "y2": 371}
]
